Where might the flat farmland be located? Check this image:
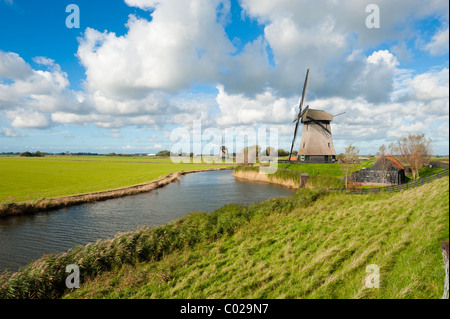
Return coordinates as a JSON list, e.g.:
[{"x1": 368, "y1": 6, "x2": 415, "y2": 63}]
[{"x1": 0, "y1": 156, "x2": 234, "y2": 204}]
